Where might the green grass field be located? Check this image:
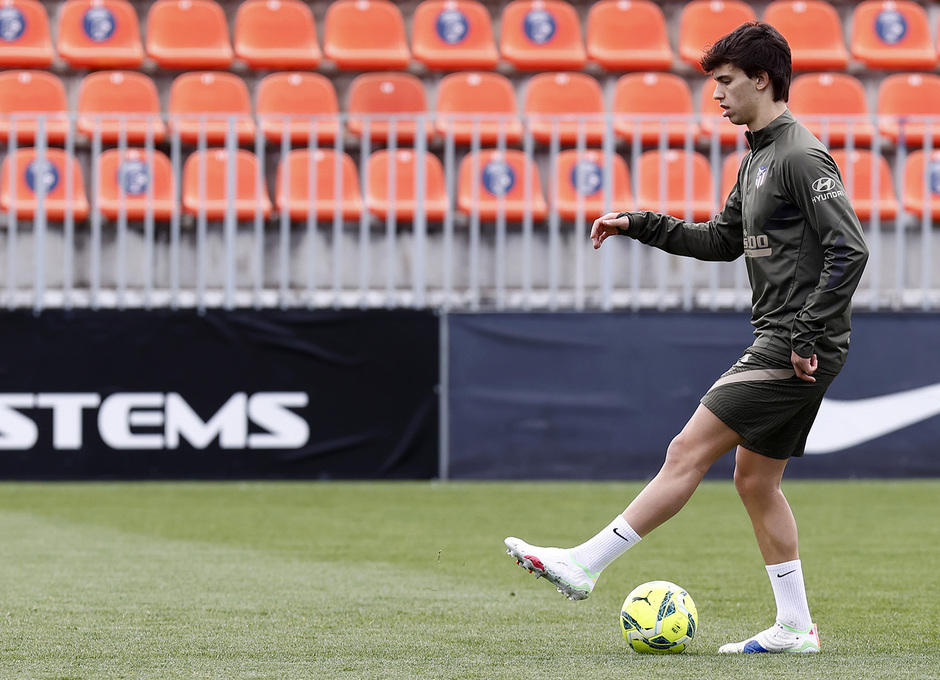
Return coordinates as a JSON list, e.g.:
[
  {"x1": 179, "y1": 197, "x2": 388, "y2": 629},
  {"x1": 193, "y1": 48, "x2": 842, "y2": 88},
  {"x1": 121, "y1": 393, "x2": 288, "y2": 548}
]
[{"x1": 0, "y1": 480, "x2": 938, "y2": 680}]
